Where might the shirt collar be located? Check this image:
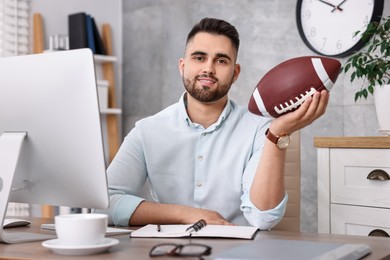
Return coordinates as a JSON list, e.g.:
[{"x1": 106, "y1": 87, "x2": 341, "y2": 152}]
[{"x1": 178, "y1": 92, "x2": 232, "y2": 131}]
